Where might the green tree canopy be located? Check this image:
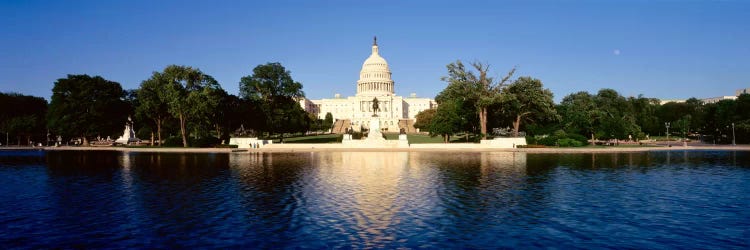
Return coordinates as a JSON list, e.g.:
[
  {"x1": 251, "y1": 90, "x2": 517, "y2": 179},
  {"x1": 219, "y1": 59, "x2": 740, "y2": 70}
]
[
  {"x1": 0, "y1": 92, "x2": 48, "y2": 145},
  {"x1": 500, "y1": 77, "x2": 558, "y2": 137},
  {"x1": 413, "y1": 108, "x2": 436, "y2": 131},
  {"x1": 323, "y1": 112, "x2": 334, "y2": 132},
  {"x1": 593, "y1": 89, "x2": 641, "y2": 140},
  {"x1": 136, "y1": 73, "x2": 172, "y2": 146},
  {"x1": 159, "y1": 65, "x2": 223, "y2": 147},
  {"x1": 47, "y1": 74, "x2": 129, "y2": 145},
  {"x1": 440, "y1": 60, "x2": 514, "y2": 139},
  {"x1": 240, "y1": 62, "x2": 304, "y2": 102},
  {"x1": 239, "y1": 62, "x2": 306, "y2": 141},
  {"x1": 428, "y1": 100, "x2": 465, "y2": 143},
  {"x1": 558, "y1": 91, "x2": 599, "y2": 142},
  {"x1": 628, "y1": 95, "x2": 661, "y2": 136}
]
